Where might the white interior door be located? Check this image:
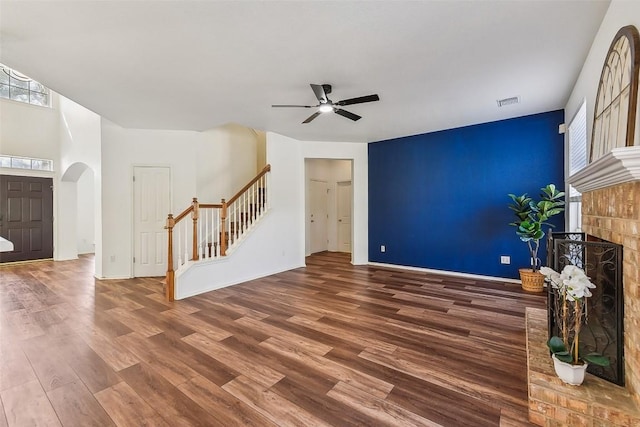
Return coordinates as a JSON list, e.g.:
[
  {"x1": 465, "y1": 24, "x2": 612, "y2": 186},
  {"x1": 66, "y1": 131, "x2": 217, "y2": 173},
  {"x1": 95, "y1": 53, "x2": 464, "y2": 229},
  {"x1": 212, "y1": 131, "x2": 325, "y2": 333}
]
[
  {"x1": 133, "y1": 166, "x2": 171, "y2": 277},
  {"x1": 337, "y1": 181, "x2": 352, "y2": 253},
  {"x1": 309, "y1": 180, "x2": 328, "y2": 254}
]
